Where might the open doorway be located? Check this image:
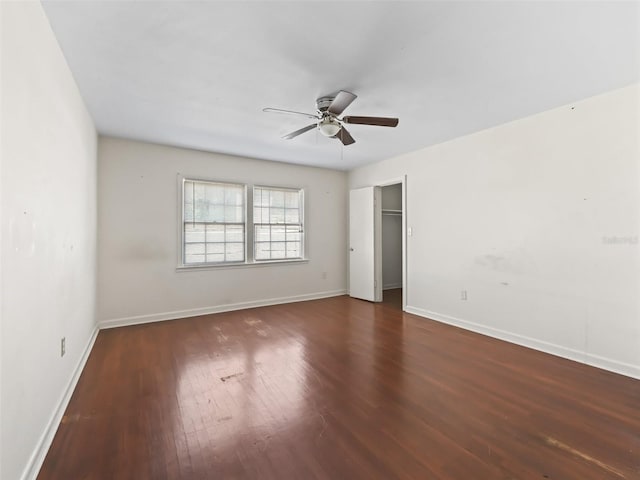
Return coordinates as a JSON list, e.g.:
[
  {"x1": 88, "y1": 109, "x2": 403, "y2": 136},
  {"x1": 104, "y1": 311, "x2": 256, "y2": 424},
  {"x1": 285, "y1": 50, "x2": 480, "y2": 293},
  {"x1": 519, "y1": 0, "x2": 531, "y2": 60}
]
[
  {"x1": 381, "y1": 183, "x2": 403, "y2": 309},
  {"x1": 348, "y1": 177, "x2": 406, "y2": 309}
]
